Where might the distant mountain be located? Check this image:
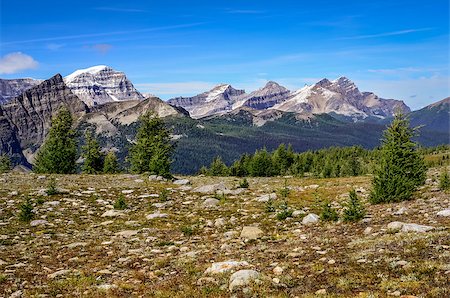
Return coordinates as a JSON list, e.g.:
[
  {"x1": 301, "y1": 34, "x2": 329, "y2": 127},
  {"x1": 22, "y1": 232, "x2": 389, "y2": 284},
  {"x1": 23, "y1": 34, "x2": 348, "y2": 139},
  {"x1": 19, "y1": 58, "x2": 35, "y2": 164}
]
[
  {"x1": 168, "y1": 77, "x2": 410, "y2": 121},
  {"x1": 410, "y1": 97, "x2": 450, "y2": 134},
  {"x1": 64, "y1": 65, "x2": 144, "y2": 107},
  {"x1": 167, "y1": 84, "x2": 245, "y2": 118},
  {"x1": 273, "y1": 77, "x2": 410, "y2": 121},
  {"x1": 0, "y1": 78, "x2": 42, "y2": 104},
  {"x1": 234, "y1": 81, "x2": 290, "y2": 110}
]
